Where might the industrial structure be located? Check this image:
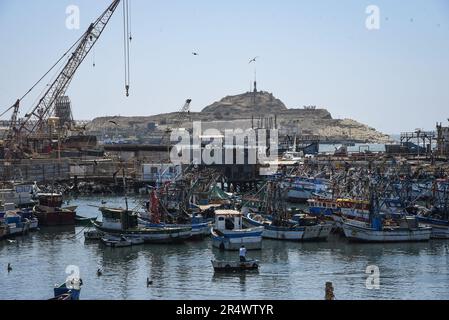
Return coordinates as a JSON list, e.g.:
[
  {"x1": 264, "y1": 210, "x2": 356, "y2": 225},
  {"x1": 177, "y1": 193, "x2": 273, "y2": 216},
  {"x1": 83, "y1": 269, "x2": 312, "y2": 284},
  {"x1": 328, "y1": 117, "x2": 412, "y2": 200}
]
[{"x1": 0, "y1": 0, "x2": 130, "y2": 160}]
